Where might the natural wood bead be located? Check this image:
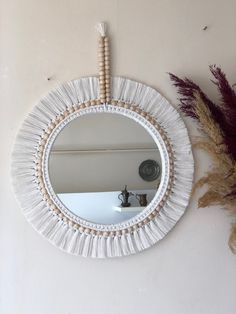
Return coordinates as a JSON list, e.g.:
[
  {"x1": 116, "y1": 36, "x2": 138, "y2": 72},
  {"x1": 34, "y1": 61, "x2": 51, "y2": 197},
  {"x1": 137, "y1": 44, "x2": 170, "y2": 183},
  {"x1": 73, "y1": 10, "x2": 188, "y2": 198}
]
[
  {"x1": 104, "y1": 56, "x2": 109, "y2": 61},
  {"x1": 111, "y1": 100, "x2": 117, "y2": 105},
  {"x1": 90, "y1": 229, "x2": 96, "y2": 235},
  {"x1": 104, "y1": 36, "x2": 108, "y2": 41},
  {"x1": 48, "y1": 123, "x2": 55, "y2": 130},
  {"x1": 72, "y1": 104, "x2": 79, "y2": 110},
  {"x1": 79, "y1": 226, "x2": 84, "y2": 233},
  {"x1": 41, "y1": 187, "x2": 47, "y2": 195},
  {"x1": 42, "y1": 134, "x2": 49, "y2": 141},
  {"x1": 50, "y1": 204, "x2": 56, "y2": 210},
  {"x1": 38, "y1": 146, "x2": 44, "y2": 153},
  {"x1": 40, "y1": 140, "x2": 46, "y2": 146}
]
